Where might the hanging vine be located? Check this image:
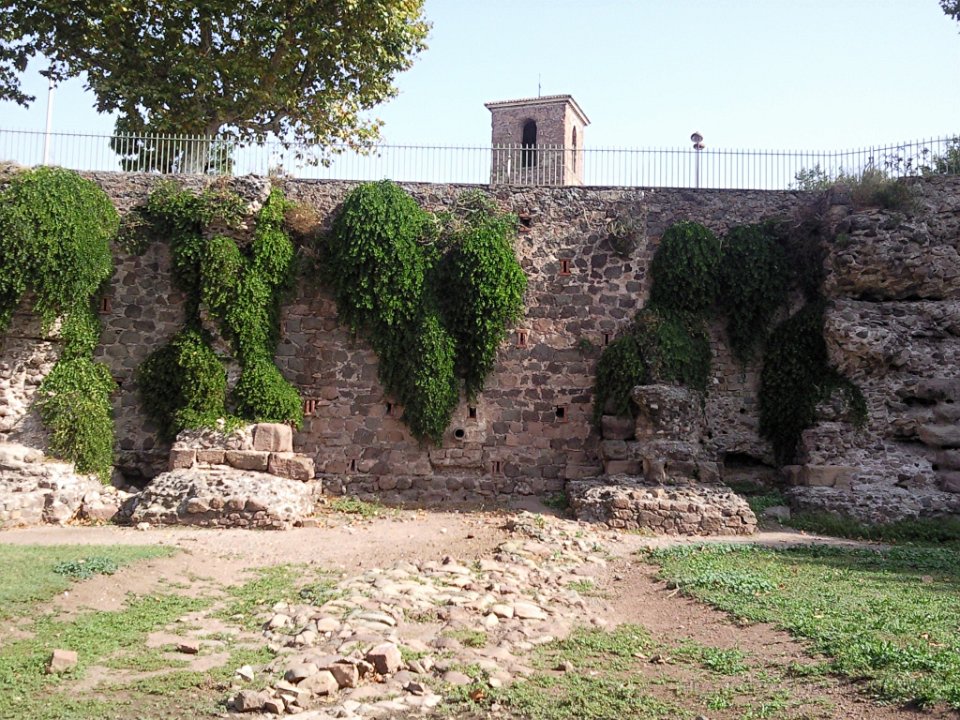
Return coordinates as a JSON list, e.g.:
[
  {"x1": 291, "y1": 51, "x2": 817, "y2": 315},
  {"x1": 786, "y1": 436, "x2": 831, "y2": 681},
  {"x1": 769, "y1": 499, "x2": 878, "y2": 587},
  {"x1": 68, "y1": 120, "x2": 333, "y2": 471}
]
[
  {"x1": 137, "y1": 182, "x2": 302, "y2": 439},
  {"x1": 0, "y1": 167, "x2": 119, "y2": 481},
  {"x1": 325, "y1": 182, "x2": 525, "y2": 444}
]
